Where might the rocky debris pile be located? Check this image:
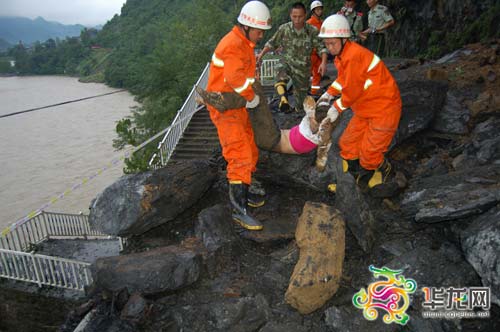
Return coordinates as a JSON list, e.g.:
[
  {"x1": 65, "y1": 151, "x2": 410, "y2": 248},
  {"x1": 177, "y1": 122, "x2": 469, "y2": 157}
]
[{"x1": 61, "y1": 41, "x2": 500, "y2": 332}]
